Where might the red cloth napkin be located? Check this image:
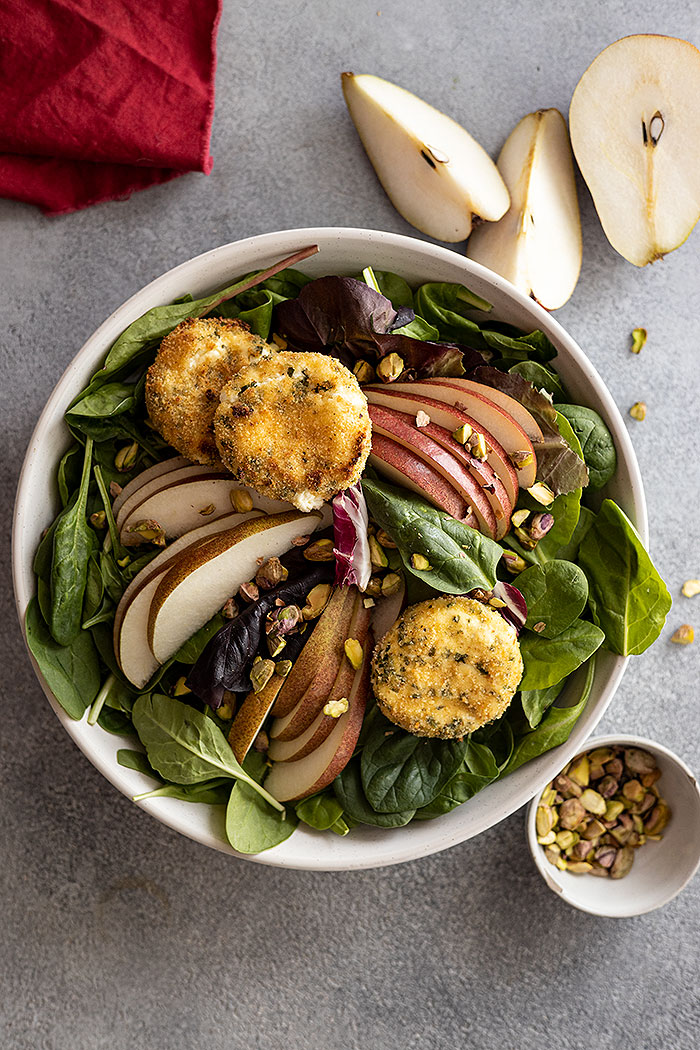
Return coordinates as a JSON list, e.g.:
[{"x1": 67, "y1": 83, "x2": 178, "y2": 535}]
[{"x1": 0, "y1": 0, "x2": 222, "y2": 214}]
